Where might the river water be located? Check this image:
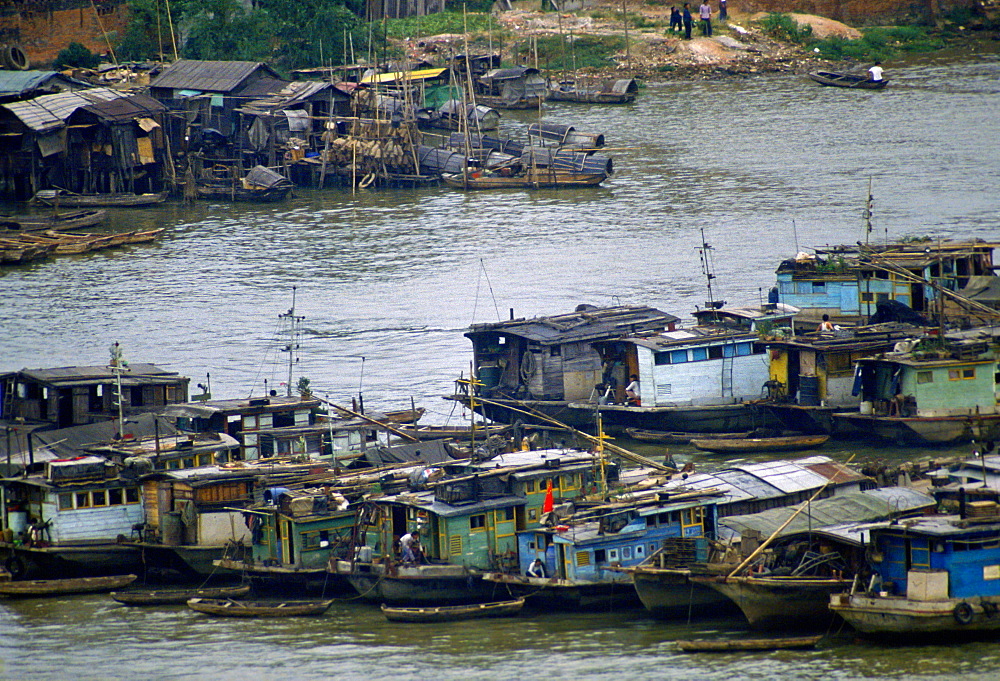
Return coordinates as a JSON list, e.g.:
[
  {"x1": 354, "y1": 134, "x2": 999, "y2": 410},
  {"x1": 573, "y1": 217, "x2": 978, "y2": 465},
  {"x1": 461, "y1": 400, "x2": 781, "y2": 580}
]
[{"x1": 2, "y1": 49, "x2": 1000, "y2": 678}]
